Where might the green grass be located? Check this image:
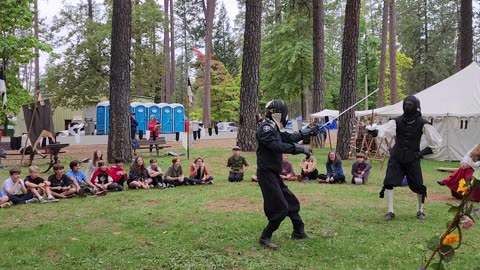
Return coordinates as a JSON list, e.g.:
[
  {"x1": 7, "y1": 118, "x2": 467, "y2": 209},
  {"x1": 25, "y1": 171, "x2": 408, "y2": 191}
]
[{"x1": 0, "y1": 147, "x2": 479, "y2": 269}]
